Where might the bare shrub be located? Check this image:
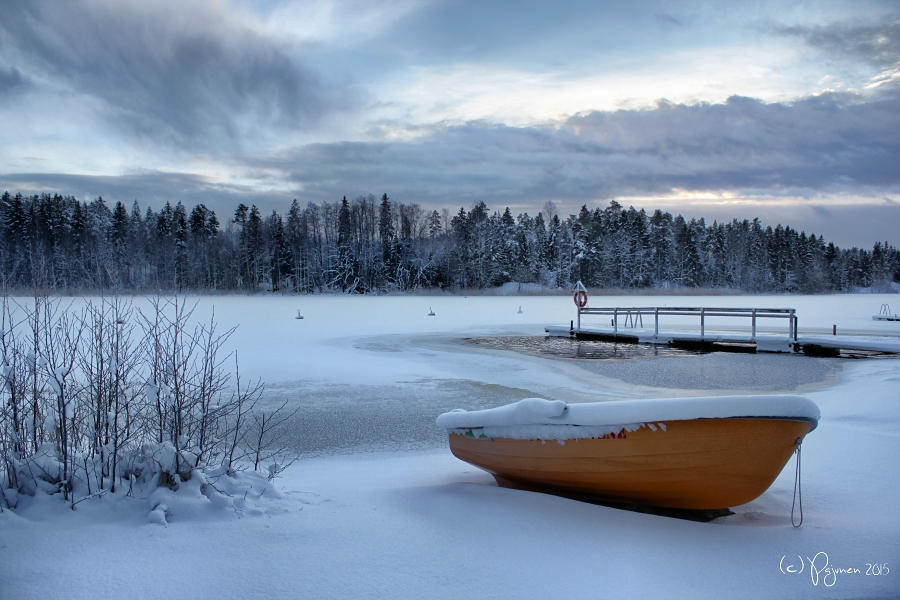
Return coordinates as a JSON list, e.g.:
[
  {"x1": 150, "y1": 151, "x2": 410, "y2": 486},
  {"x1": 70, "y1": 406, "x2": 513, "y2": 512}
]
[{"x1": 0, "y1": 293, "x2": 298, "y2": 512}]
